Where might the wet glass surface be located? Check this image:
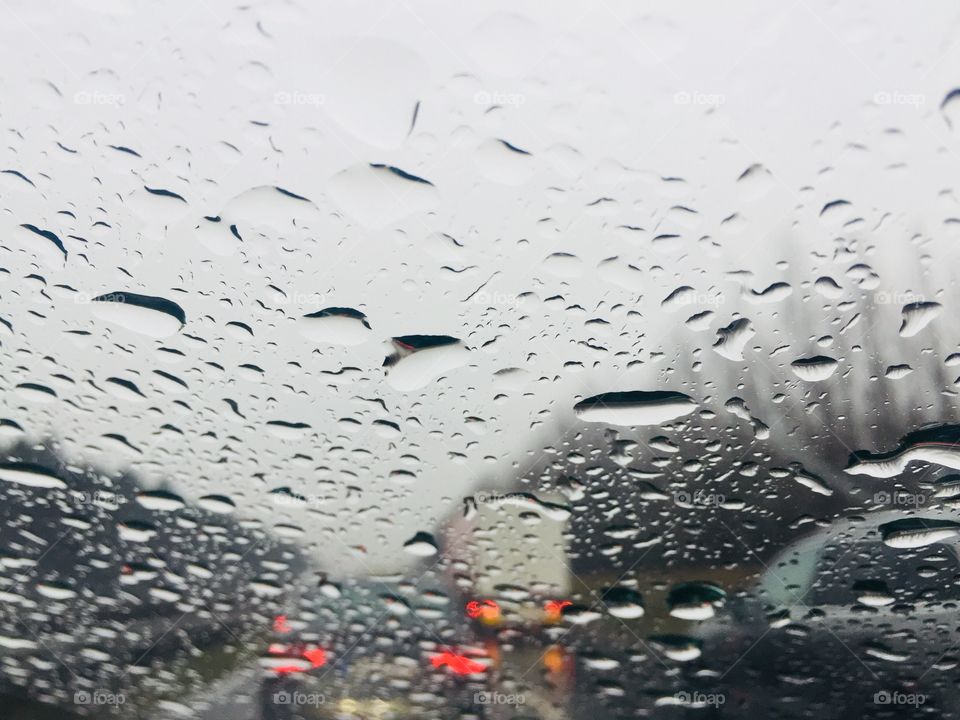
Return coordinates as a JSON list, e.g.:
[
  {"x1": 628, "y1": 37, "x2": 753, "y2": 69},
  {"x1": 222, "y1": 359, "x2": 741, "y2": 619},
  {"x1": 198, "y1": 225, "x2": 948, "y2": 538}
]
[{"x1": 2, "y1": 1, "x2": 960, "y2": 718}]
